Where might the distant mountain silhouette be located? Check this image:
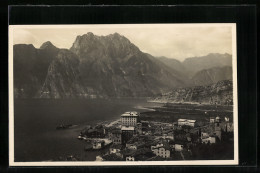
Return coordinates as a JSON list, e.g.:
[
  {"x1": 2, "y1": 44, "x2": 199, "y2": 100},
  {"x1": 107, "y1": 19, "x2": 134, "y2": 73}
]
[{"x1": 191, "y1": 66, "x2": 232, "y2": 86}]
